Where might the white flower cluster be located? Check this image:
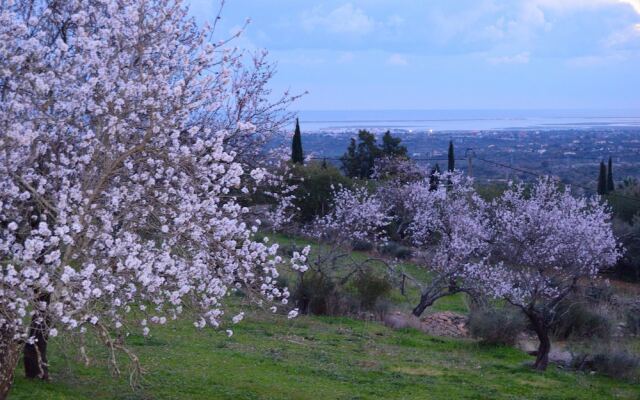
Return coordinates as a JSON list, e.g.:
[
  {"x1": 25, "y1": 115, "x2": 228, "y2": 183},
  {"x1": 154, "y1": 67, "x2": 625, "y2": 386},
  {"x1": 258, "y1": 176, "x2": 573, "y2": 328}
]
[
  {"x1": 310, "y1": 186, "x2": 392, "y2": 243},
  {"x1": 313, "y1": 170, "x2": 621, "y2": 314},
  {"x1": 0, "y1": 0, "x2": 307, "y2": 349}
]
